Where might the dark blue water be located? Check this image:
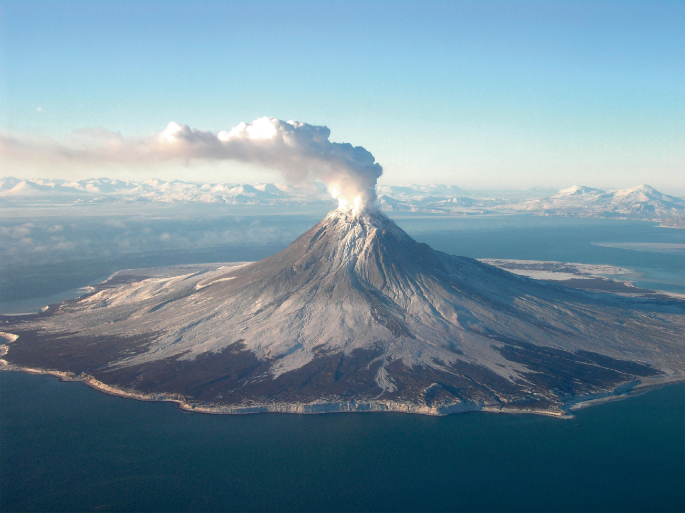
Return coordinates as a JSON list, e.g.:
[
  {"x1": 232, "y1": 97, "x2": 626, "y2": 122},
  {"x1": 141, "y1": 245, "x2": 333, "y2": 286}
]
[
  {"x1": 398, "y1": 214, "x2": 685, "y2": 294},
  {"x1": 1, "y1": 372, "x2": 683, "y2": 512}
]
